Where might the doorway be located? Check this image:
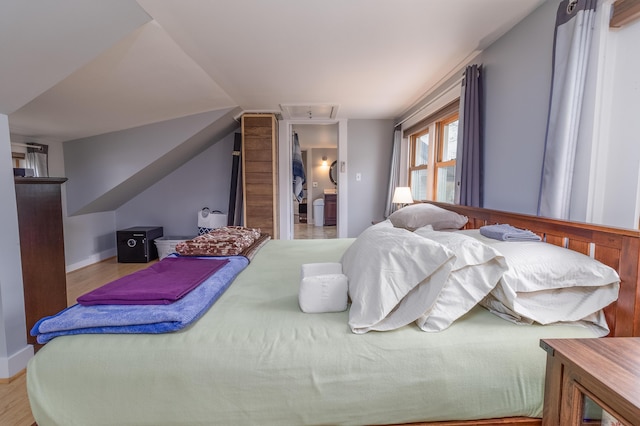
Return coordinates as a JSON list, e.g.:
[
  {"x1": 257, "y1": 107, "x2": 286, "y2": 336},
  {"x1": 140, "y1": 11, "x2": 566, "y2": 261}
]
[
  {"x1": 278, "y1": 118, "x2": 347, "y2": 240},
  {"x1": 292, "y1": 123, "x2": 338, "y2": 239}
]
